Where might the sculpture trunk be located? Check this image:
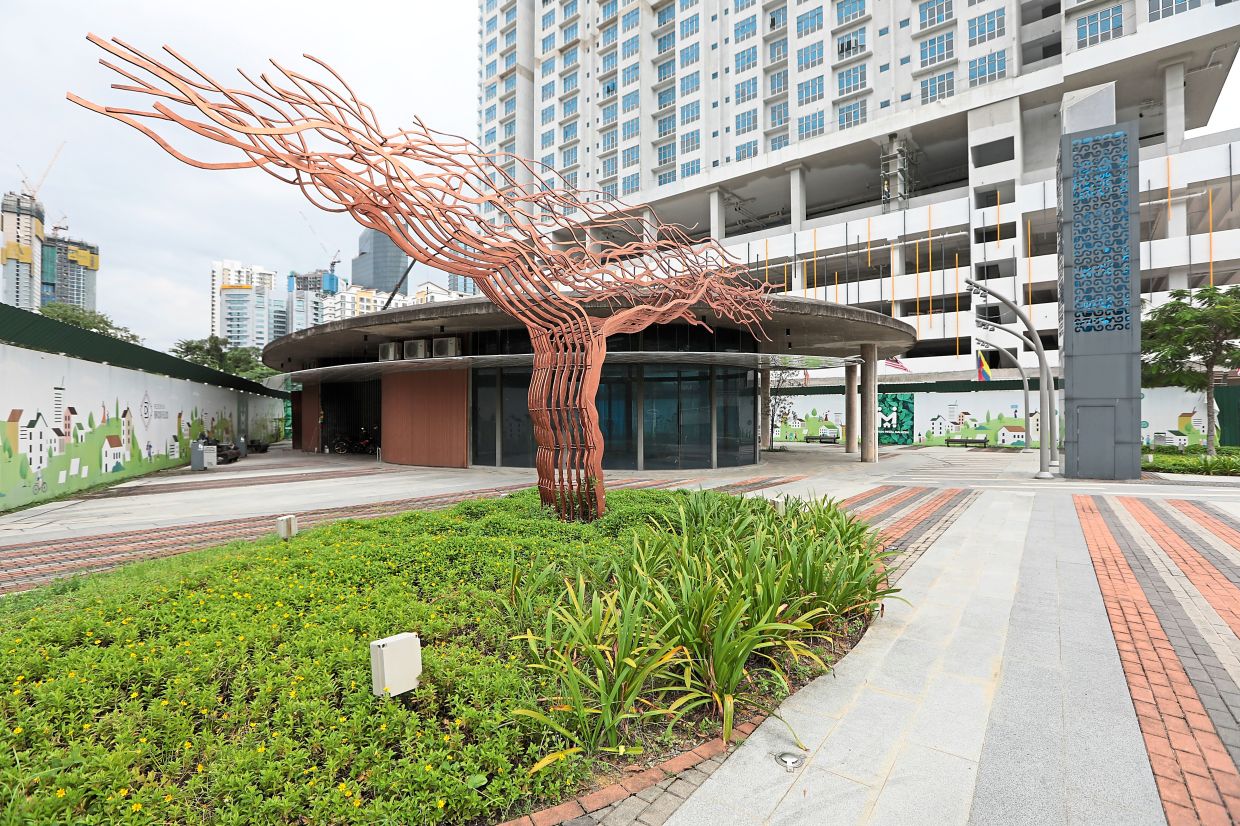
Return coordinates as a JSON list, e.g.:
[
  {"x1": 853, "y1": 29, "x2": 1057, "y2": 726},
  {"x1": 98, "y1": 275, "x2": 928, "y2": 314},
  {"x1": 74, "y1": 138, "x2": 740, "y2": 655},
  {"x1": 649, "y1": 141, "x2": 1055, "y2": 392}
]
[{"x1": 529, "y1": 332, "x2": 607, "y2": 521}]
